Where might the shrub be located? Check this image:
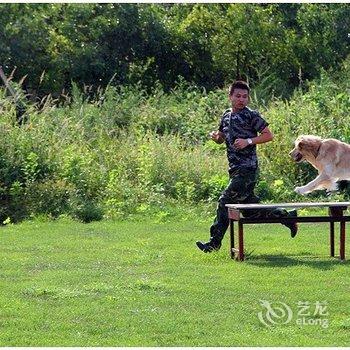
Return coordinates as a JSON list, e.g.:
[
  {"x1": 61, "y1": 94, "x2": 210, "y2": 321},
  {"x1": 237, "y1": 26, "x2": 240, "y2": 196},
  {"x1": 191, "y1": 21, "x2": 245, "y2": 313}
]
[
  {"x1": 71, "y1": 199, "x2": 104, "y2": 223},
  {"x1": 25, "y1": 179, "x2": 74, "y2": 218},
  {"x1": 1, "y1": 59, "x2": 350, "y2": 222}
]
